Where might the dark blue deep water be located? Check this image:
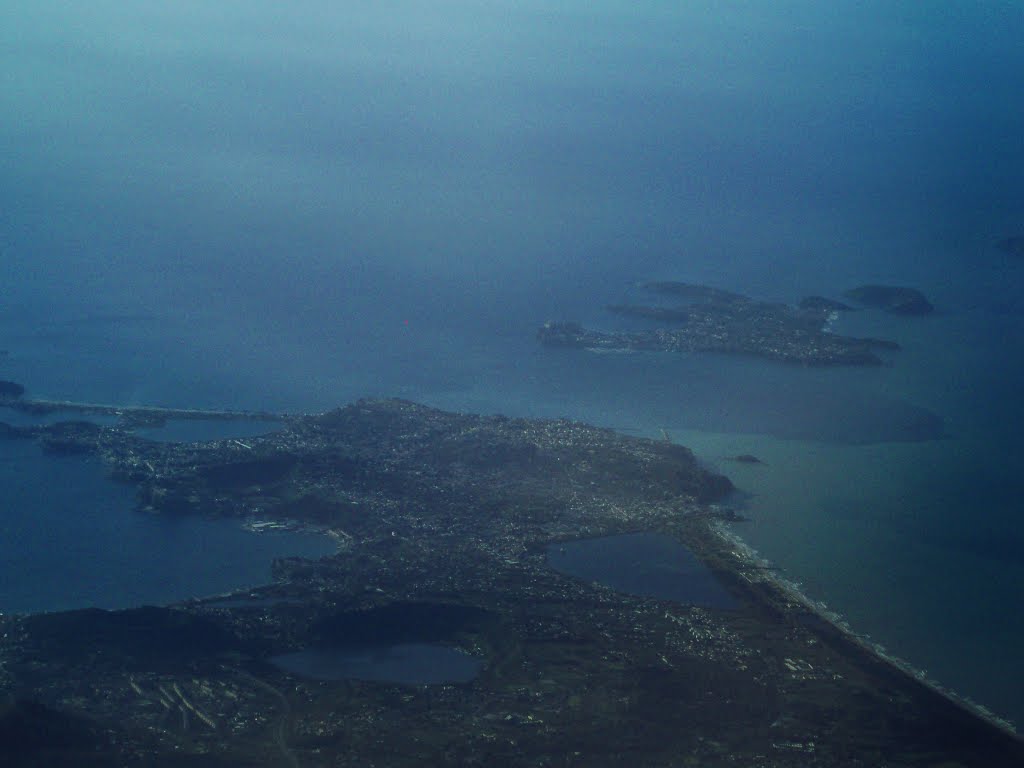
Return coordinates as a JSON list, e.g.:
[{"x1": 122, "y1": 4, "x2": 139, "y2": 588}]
[
  {"x1": 2, "y1": 1, "x2": 1023, "y2": 727},
  {"x1": 0, "y1": 440, "x2": 336, "y2": 614}
]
